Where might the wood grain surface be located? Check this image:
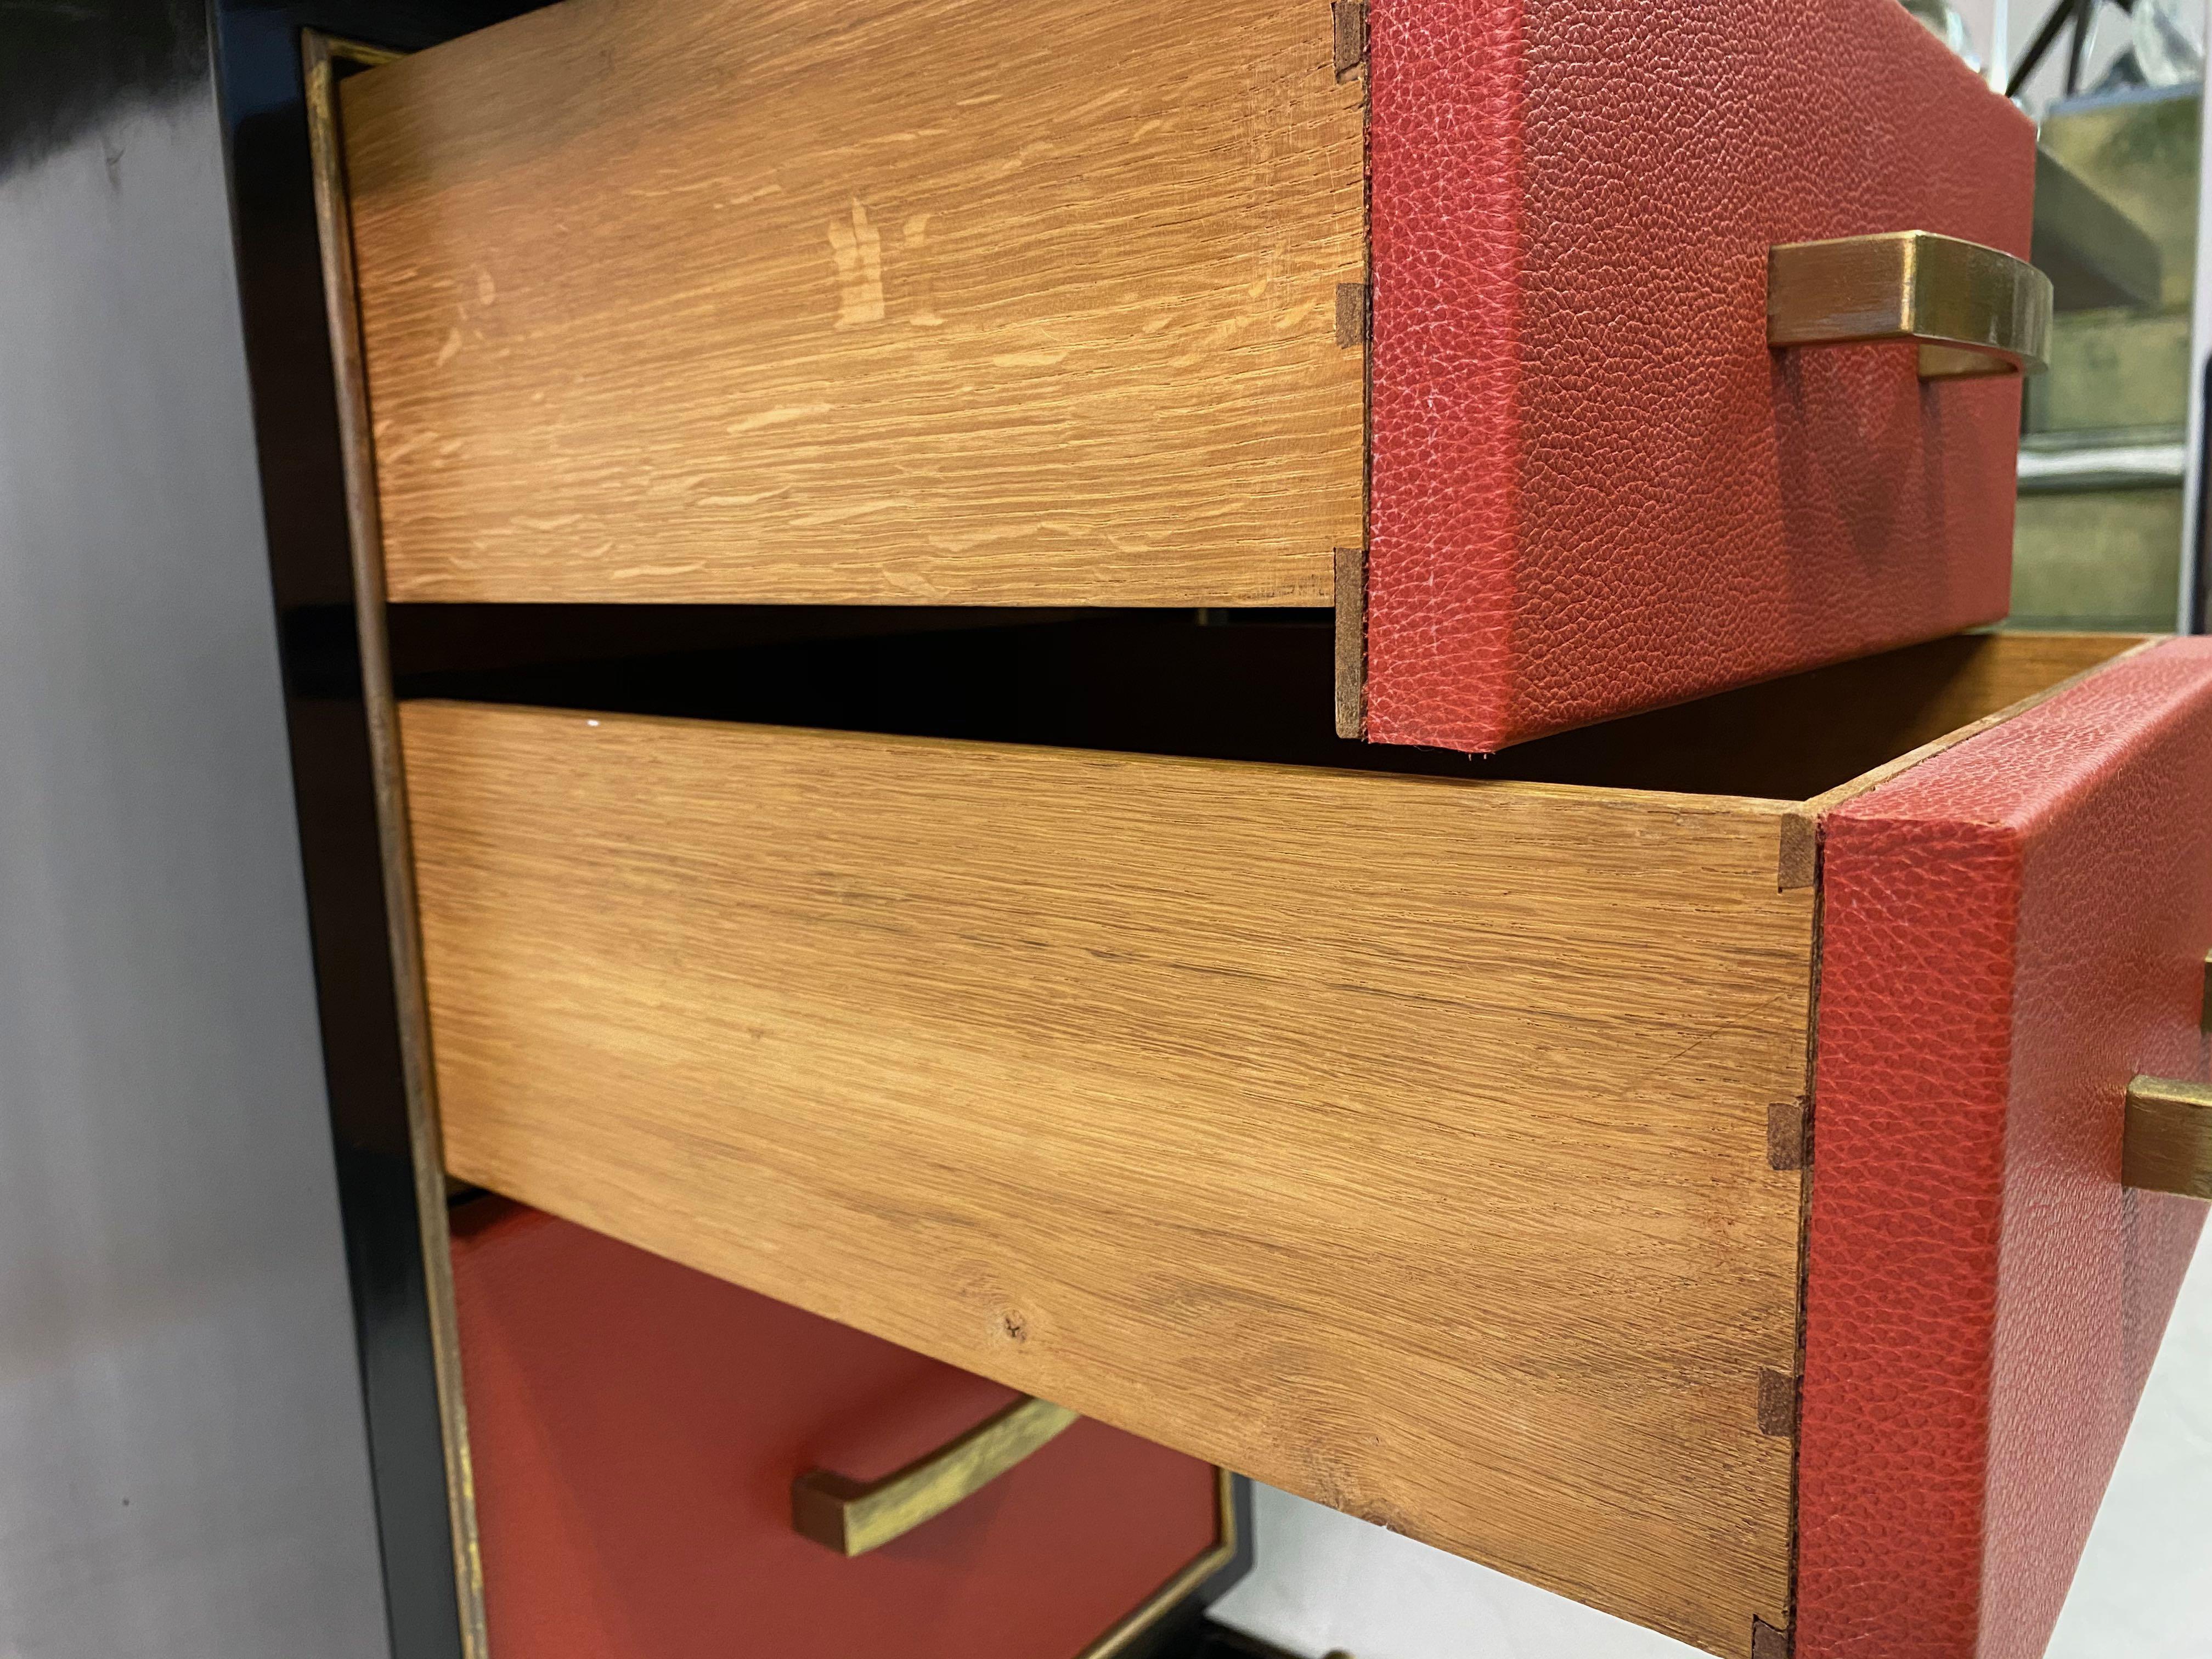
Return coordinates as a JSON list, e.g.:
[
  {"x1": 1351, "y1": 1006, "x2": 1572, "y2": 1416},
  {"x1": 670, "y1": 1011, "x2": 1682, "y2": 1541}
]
[
  {"x1": 342, "y1": 0, "x2": 1366, "y2": 605},
  {"x1": 403, "y1": 705, "x2": 1810, "y2": 1655}
]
